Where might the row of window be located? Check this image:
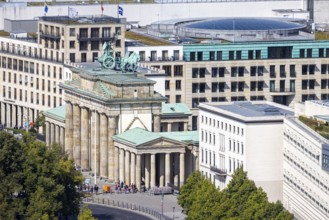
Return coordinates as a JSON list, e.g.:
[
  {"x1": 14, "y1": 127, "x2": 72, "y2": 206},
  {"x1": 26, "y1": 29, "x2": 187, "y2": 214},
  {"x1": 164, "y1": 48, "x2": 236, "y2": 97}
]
[
  {"x1": 0, "y1": 56, "x2": 63, "y2": 79},
  {"x1": 284, "y1": 173, "x2": 329, "y2": 216},
  {"x1": 139, "y1": 50, "x2": 181, "y2": 62},
  {"x1": 228, "y1": 139, "x2": 244, "y2": 155},
  {"x1": 284, "y1": 131, "x2": 320, "y2": 162},
  {"x1": 284, "y1": 153, "x2": 329, "y2": 195},
  {"x1": 201, "y1": 116, "x2": 244, "y2": 136},
  {"x1": 192, "y1": 64, "x2": 329, "y2": 79},
  {"x1": 2, "y1": 86, "x2": 61, "y2": 108},
  {"x1": 188, "y1": 47, "x2": 329, "y2": 61},
  {"x1": 165, "y1": 80, "x2": 181, "y2": 90}
]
